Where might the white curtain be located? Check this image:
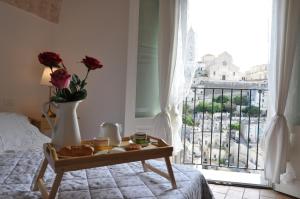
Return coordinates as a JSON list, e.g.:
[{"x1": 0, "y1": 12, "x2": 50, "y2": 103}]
[
  {"x1": 263, "y1": 0, "x2": 300, "y2": 184},
  {"x1": 283, "y1": 24, "x2": 300, "y2": 183},
  {"x1": 153, "y1": 0, "x2": 196, "y2": 154}
]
